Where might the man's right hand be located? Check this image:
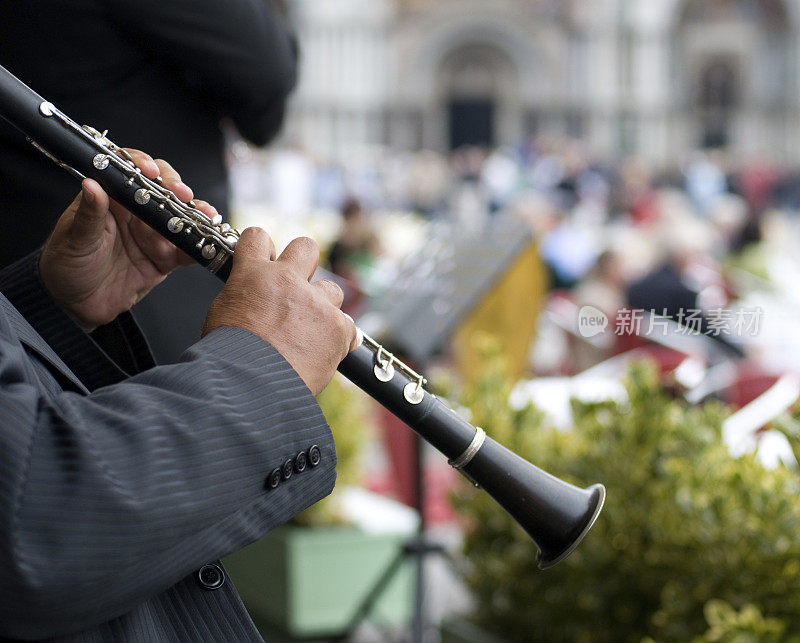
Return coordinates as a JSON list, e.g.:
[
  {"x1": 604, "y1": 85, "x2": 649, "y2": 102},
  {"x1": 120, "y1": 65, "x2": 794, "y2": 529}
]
[{"x1": 202, "y1": 228, "x2": 359, "y2": 395}]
